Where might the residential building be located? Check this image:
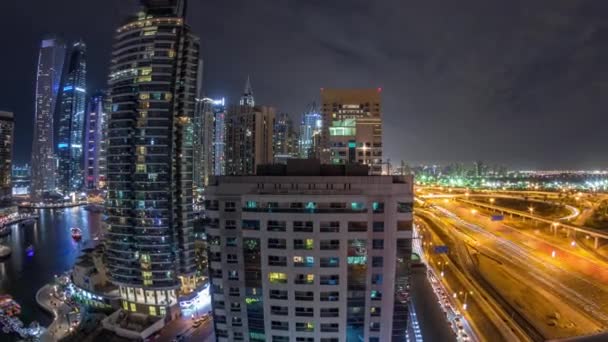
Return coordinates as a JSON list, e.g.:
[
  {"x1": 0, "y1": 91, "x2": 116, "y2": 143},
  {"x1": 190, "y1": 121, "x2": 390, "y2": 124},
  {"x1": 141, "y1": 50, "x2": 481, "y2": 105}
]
[
  {"x1": 104, "y1": 0, "x2": 202, "y2": 332},
  {"x1": 320, "y1": 88, "x2": 383, "y2": 174},
  {"x1": 31, "y1": 38, "x2": 65, "y2": 197},
  {"x1": 205, "y1": 159, "x2": 413, "y2": 342},
  {"x1": 273, "y1": 113, "x2": 299, "y2": 163},
  {"x1": 0, "y1": 111, "x2": 14, "y2": 199},
  {"x1": 225, "y1": 104, "x2": 275, "y2": 175},
  {"x1": 84, "y1": 92, "x2": 109, "y2": 190},
  {"x1": 299, "y1": 103, "x2": 323, "y2": 158},
  {"x1": 57, "y1": 41, "x2": 87, "y2": 193},
  {"x1": 213, "y1": 99, "x2": 227, "y2": 176}
]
